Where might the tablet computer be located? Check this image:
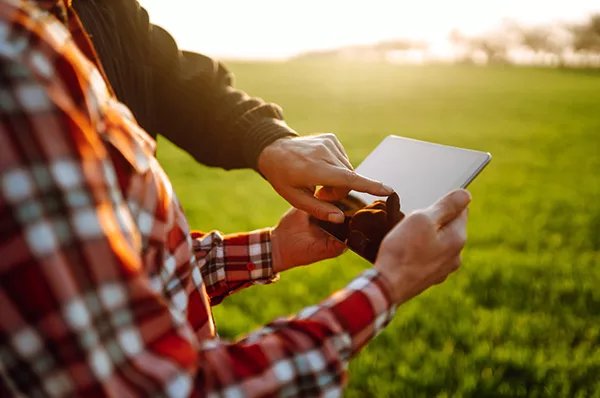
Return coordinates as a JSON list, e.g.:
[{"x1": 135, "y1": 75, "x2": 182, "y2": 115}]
[{"x1": 316, "y1": 135, "x2": 491, "y2": 262}]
